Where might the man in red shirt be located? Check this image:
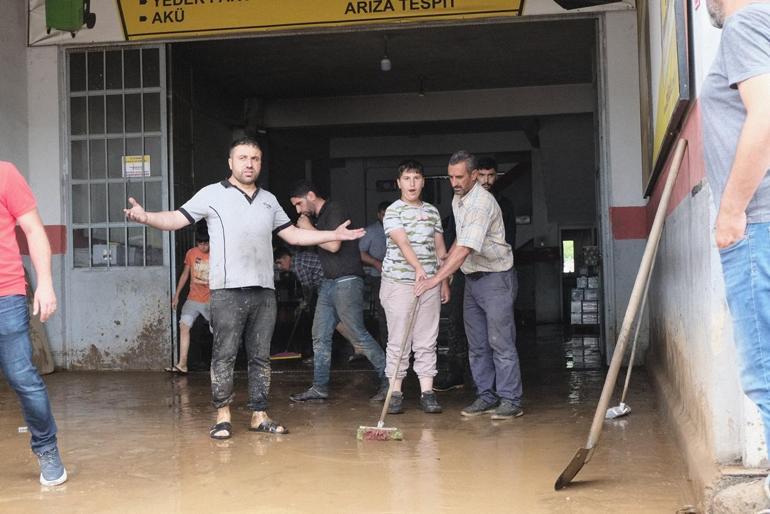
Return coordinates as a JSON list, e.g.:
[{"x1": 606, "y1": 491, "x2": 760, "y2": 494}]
[
  {"x1": 167, "y1": 231, "x2": 210, "y2": 373},
  {"x1": 0, "y1": 161, "x2": 66, "y2": 486}
]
